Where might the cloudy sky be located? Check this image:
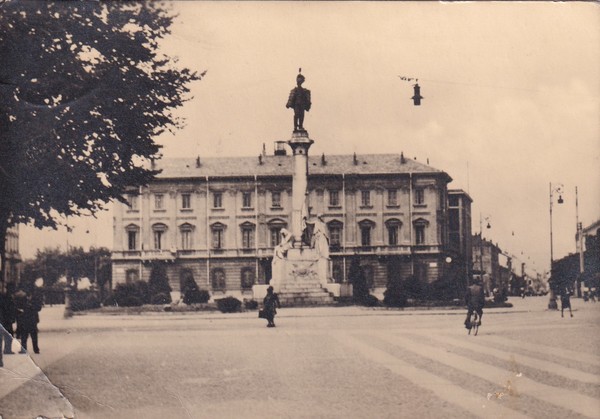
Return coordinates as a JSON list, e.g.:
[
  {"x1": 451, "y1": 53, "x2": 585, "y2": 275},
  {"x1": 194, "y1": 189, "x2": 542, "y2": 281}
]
[{"x1": 21, "y1": 2, "x2": 599, "y2": 276}]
